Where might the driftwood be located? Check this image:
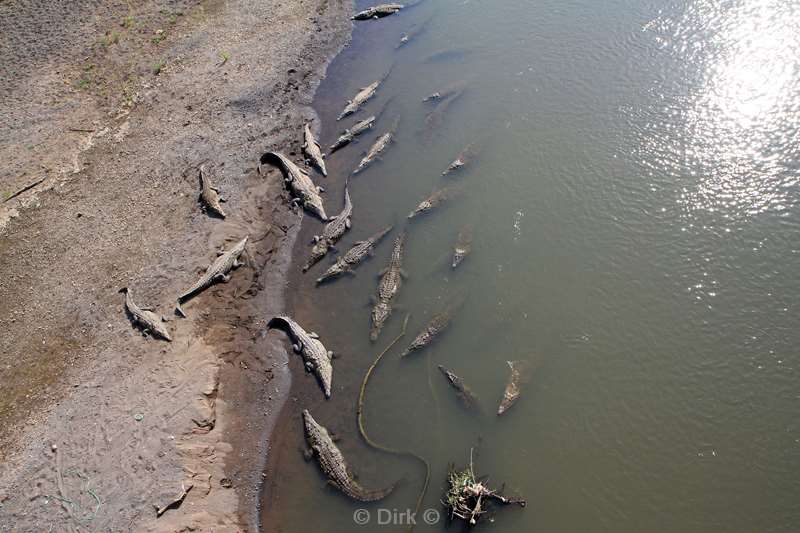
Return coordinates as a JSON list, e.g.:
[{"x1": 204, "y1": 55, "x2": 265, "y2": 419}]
[
  {"x1": 4, "y1": 177, "x2": 45, "y2": 203},
  {"x1": 443, "y1": 449, "x2": 526, "y2": 525}
]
